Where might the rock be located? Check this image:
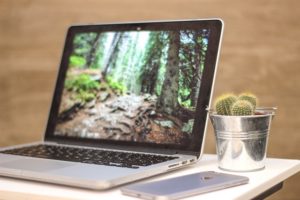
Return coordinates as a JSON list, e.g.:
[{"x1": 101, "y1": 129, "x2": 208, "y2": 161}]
[
  {"x1": 86, "y1": 131, "x2": 101, "y2": 139},
  {"x1": 100, "y1": 86, "x2": 107, "y2": 91},
  {"x1": 99, "y1": 92, "x2": 110, "y2": 102},
  {"x1": 86, "y1": 108, "x2": 98, "y2": 115},
  {"x1": 77, "y1": 128, "x2": 87, "y2": 137},
  {"x1": 149, "y1": 110, "x2": 156, "y2": 116},
  {"x1": 143, "y1": 94, "x2": 157, "y2": 102},
  {"x1": 124, "y1": 112, "x2": 136, "y2": 119},
  {"x1": 57, "y1": 102, "x2": 82, "y2": 122},
  {"x1": 143, "y1": 93, "x2": 151, "y2": 100},
  {"x1": 85, "y1": 99, "x2": 96, "y2": 109},
  {"x1": 154, "y1": 120, "x2": 174, "y2": 128},
  {"x1": 109, "y1": 94, "x2": 143, "y2": 112},
  {"x1": 82, "y1": 119, "x2": 94, "y2": 128},
  {"x1": 181, "y1": 119, "x2": 194, "y2": 133},
  {"x1": 90, "y1": 74, "x2": 101, "y2": 82}
]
